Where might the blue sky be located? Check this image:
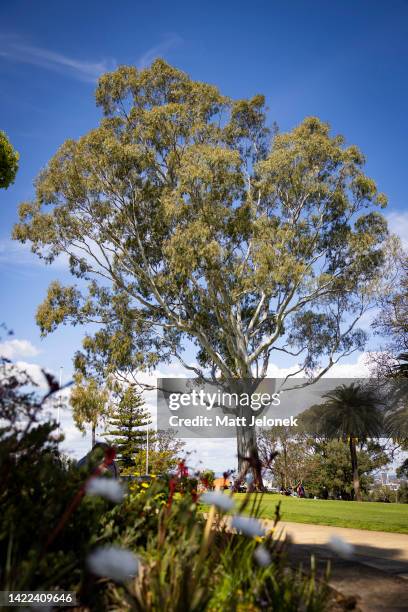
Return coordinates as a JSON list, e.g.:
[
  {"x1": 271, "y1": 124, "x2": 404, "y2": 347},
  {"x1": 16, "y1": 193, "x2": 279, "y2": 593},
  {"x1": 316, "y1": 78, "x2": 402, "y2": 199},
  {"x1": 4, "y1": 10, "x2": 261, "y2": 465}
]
[{"x1": 1, "y1": 0, "x2": 408, "y2": 465}]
